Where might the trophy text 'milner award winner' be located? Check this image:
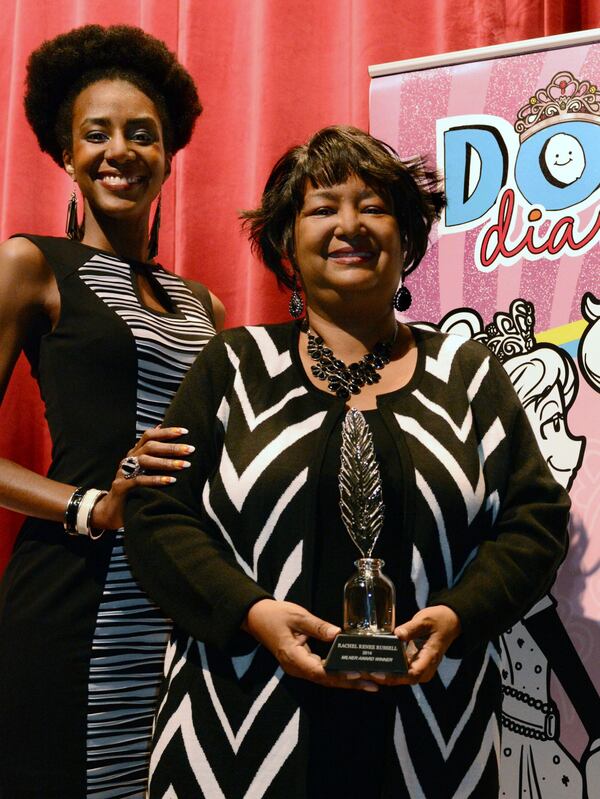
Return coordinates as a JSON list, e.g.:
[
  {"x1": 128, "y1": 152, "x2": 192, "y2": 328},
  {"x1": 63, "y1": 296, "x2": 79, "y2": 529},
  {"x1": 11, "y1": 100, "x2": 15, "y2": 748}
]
[{"x1": 325, "y1": 408, "x2": 408, "y2": 673}]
